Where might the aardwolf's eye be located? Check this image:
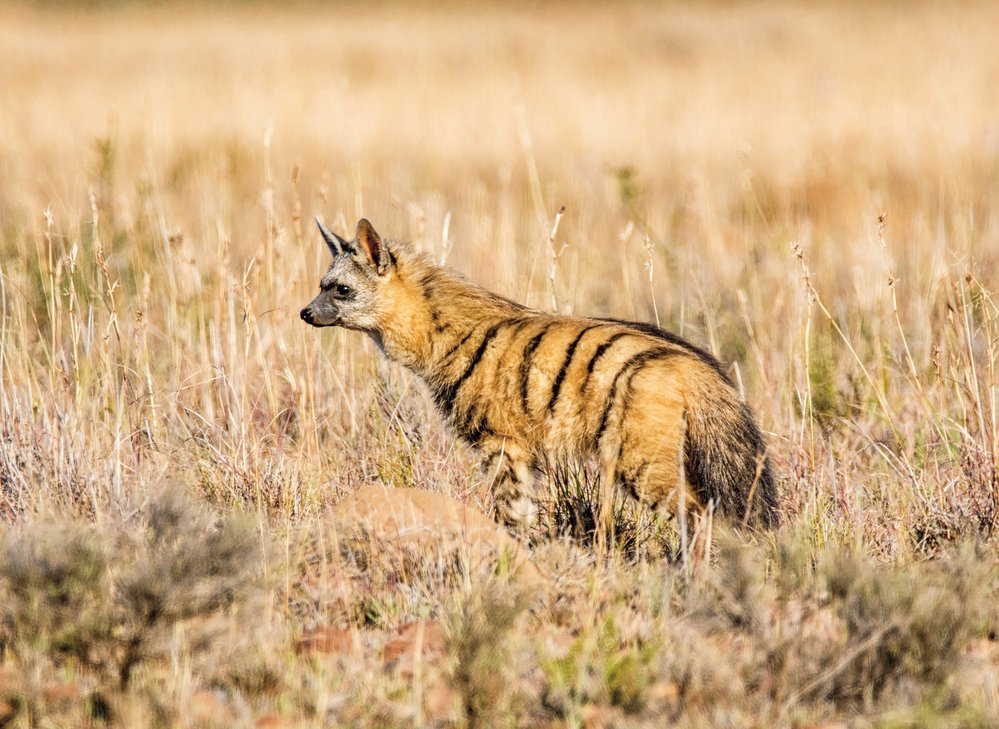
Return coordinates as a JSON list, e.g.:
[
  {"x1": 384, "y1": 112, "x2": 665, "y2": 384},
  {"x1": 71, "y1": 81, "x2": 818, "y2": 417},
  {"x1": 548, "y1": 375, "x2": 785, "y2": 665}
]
[{"x1": 334, "y1": 284, "x2": 353, "y2": 299}]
